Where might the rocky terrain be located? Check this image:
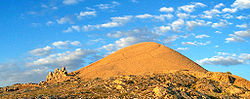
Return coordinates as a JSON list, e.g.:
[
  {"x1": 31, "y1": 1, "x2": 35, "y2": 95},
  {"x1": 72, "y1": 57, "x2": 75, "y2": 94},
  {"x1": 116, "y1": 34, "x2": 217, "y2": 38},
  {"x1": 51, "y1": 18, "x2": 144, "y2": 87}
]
[
  {"x1": 0, "y1": 42, "x2": 249, "y2": 98},
  {"x1": 0, "y1": 69, "x2": 249, "y2": 98}
]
